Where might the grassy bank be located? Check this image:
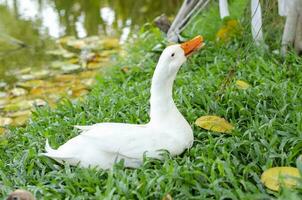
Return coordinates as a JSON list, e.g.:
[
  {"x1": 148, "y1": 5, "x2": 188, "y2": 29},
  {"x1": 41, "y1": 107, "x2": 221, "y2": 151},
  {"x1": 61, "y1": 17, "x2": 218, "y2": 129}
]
[{"x1": 1, "y1": 3, "x2": 302, "y2": 199}]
